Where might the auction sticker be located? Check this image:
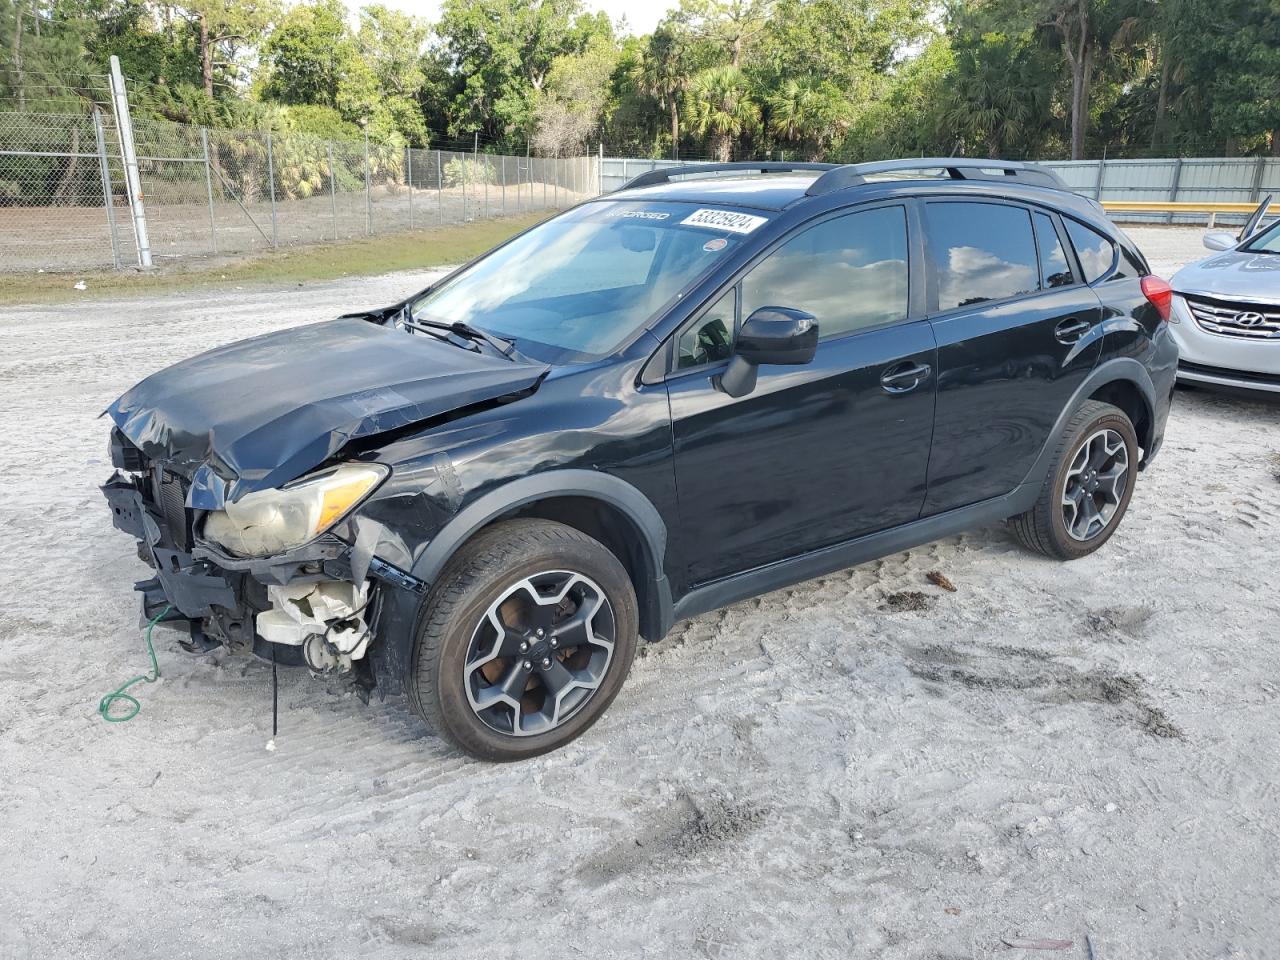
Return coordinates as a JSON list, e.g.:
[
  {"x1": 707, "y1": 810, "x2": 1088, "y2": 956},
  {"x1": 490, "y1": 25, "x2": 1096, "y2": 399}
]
[
  {"x1": 680, "y1": 208, "x2": 769, "y2": 234},
  {"x1": 703, "y1": 237, "x2": 728, "y2": 252}
]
